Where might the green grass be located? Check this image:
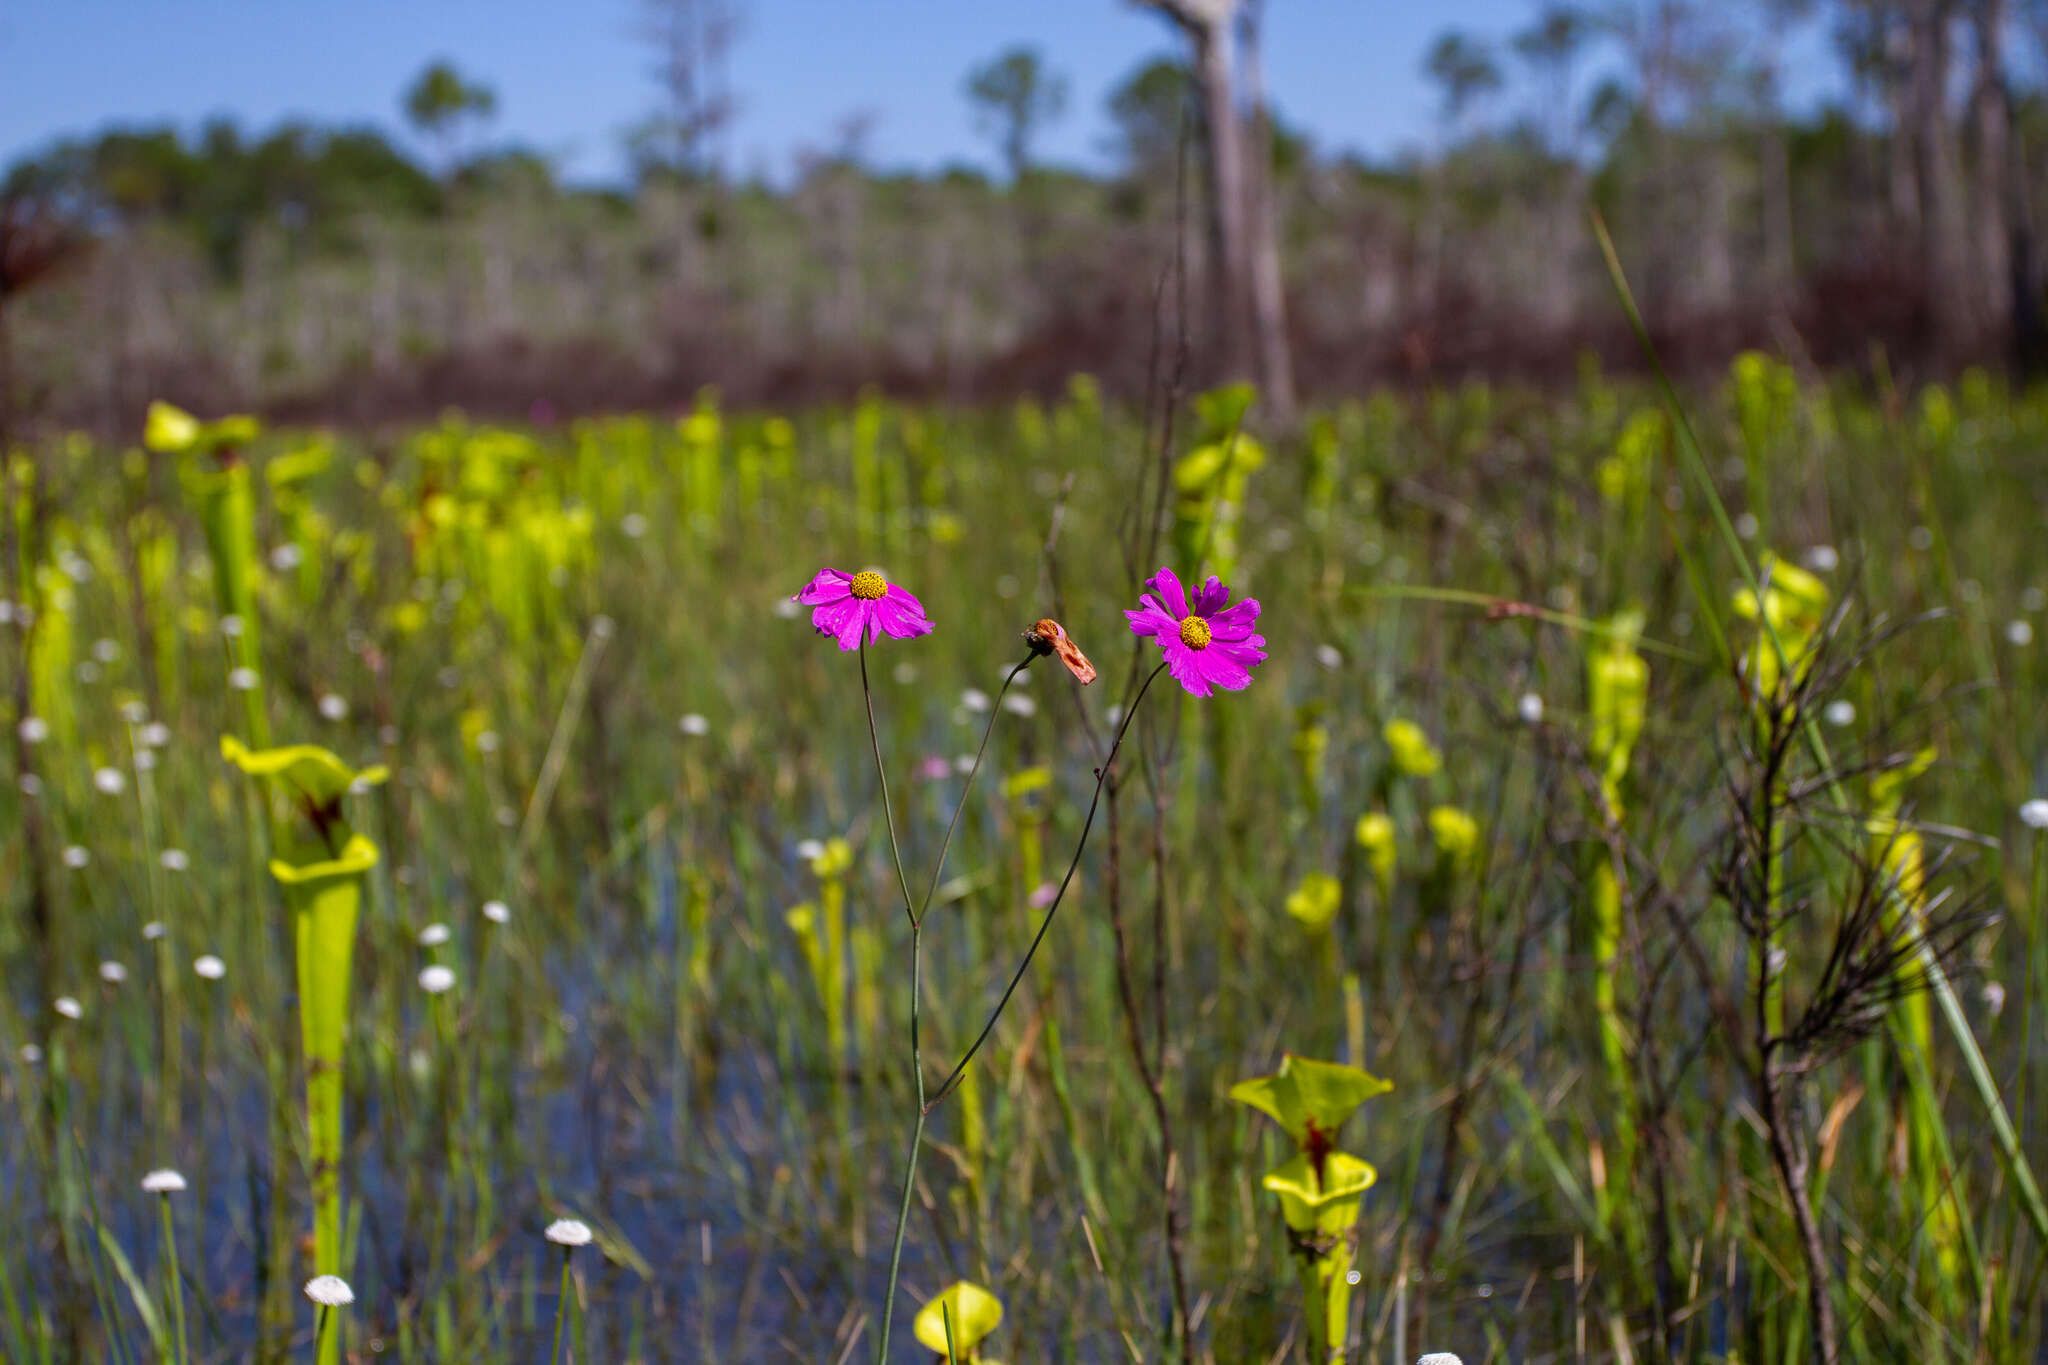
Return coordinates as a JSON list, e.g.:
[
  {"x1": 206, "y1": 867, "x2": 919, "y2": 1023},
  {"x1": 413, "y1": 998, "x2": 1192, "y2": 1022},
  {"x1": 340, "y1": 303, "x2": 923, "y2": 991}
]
[{"x1": 3, "y1": 363, "x2": 2046, "y2": 1362}]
